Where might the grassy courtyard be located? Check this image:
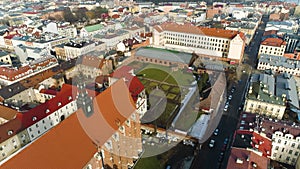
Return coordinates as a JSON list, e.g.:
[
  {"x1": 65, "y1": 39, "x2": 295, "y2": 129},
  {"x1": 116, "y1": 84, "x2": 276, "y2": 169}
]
[{"x1": 132, "y1": 62, "x2": 196, "y2": 128}]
